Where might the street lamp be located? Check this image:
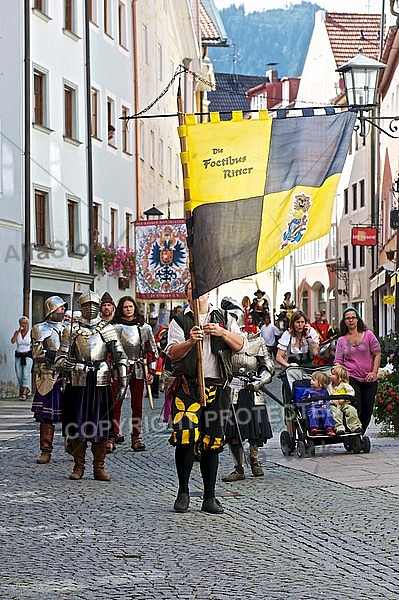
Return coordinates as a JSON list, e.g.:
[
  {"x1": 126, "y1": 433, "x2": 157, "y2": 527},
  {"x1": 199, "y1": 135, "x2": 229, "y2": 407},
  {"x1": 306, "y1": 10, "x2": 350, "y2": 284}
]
[
  {"x1": 336, "y1": 53, "x2": 387, "y2": 137},
  {"x1": 143, "y1": 204, "x2": 164, "y2": 220}
]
